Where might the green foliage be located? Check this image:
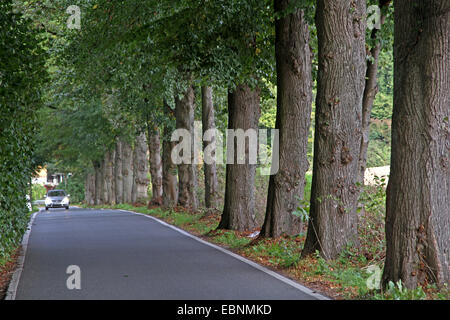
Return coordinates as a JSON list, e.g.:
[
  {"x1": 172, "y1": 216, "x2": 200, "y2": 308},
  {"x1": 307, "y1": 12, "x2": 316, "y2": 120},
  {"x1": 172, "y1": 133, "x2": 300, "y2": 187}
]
[
  {"x1": 64, "y1": 174, "x2": 85, "y2": 204},
  {"x1": 0, "y1": 0, "x2": 47, "y2": 261},
  {"x1": 367, "y1": 19, "x2": 394, "y2": 168},
  {"x1": 374, "y1": 280, "x2": 427, "y2": 300},
  {"x1": 171, "y1": 212, "x2": 198, "y2": 226},
  {"x1": 291, "y1": 173, "x2": 313, "y2": 224},
  {"x1": 358, "y1": 175, "x2": 387, "y2": 216},
  {"x1": 292, "y1": 197, "x2": 310, "y2": 224},
  {"x1": 372, "y1": 51, "x2": 393, "y2": 120},
  {"x1": 310, "y1": 250, "x2": 376, "y2": 298},
  {"x1": 211, "y1": 231, "x2": 252, "y2": 248},
  {"x1": 367, "y1": 121, "x2": 391, "y2": 167},
  {"x1": 260, "y1": 81, "x2": 277, "y2": 129},
  {"x1": 304, "y1": 172, "x2": 312, "y2": 200},
  {"x1": 32, "y1": 184, "x2": 47, "y2": 201},
  {"x1": 250, "y1": 240, "x2": 301, "y2": 268},
  {"x1": 424, "y1": 284, "x2": 450, "y2": 300},
  {"x1": 36, "y1": 93, "x2": 117, "y2": 168},
  {"x1": 368, "y1": 1, "x2": 394, "y2": 122},
  {"x1": 357, "y1": 176, "x2": 387, "y2": 267}
]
